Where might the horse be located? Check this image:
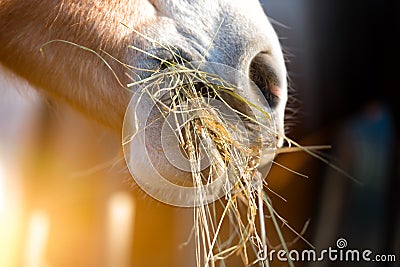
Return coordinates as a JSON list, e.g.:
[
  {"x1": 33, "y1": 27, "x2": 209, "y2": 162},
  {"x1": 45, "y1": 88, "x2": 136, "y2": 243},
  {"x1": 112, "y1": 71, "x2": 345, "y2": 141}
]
[{"x1": 0, "y1": 0, "x2": 288, "y2": 265}]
